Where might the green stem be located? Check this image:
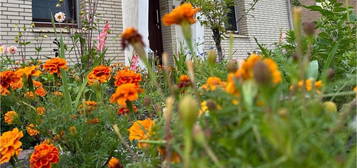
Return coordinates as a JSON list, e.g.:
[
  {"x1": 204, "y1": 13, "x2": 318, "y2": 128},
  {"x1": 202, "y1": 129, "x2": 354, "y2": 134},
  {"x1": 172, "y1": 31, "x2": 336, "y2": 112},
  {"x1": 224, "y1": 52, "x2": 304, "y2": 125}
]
[
  {"x1": 183, "y1": 128, "x2": 192, "y2": 168},
  {"x1": 181, "y1": 22, "x2": 196, "y2": 60}
]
